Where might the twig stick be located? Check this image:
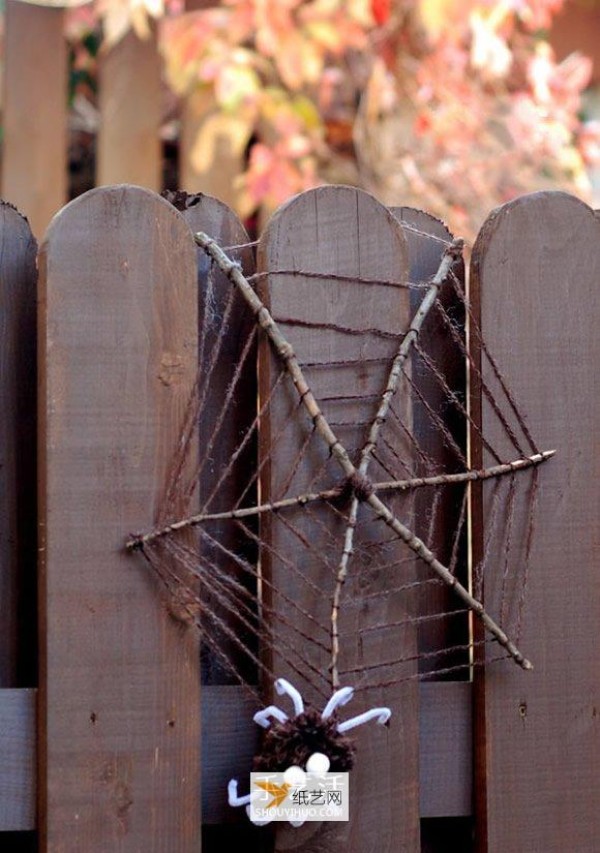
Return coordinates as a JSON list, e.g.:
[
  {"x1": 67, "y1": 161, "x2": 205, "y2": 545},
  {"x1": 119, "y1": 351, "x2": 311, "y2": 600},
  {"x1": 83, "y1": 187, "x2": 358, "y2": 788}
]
[
  {"x1": 374, "y1": 450, "x2": 555, "y2": 491},
  {"x1": 174, "y1": 233, "x2": 534, "y2": 671},
  {"x1": 125, "y1": 450, "x2": 554, "y2": 549},
  {"x1": 331, "y1": 239, "x2": 463, "y2": 687}
]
